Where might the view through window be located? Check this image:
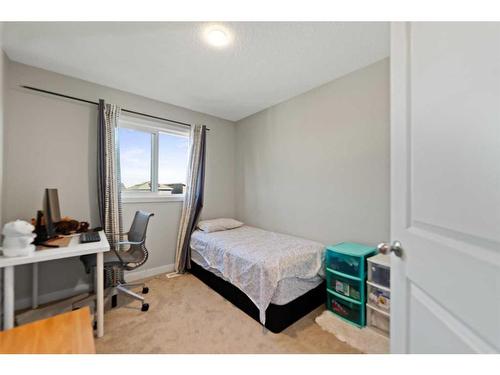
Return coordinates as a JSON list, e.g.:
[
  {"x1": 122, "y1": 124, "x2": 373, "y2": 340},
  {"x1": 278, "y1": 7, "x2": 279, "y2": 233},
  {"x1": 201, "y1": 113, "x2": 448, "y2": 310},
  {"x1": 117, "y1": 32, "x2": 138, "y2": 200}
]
[
  {"x1": 118, "y1": 120, "x2": 189, "y2": 195},
  {"x1": 118, "y1": 127, "x2": 152, "y2": 191},
  {"x1": 158, "y1": 132, "x2": 189, "y2": 193}
]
